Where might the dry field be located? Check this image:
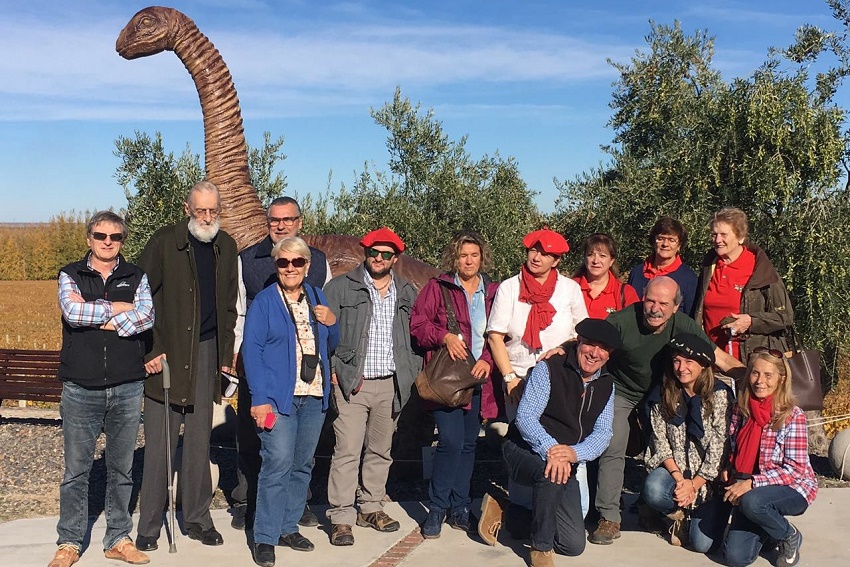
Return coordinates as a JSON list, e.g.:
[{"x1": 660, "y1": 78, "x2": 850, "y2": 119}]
[{"x1": 0, "y1": 281, "x2": 61, "y2": 350}]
